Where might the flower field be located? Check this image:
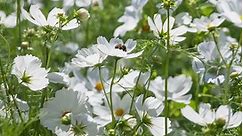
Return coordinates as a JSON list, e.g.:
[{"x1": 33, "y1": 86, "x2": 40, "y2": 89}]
[{"x1": 0, "y1": 0, "x2": 242, "y2": 135}]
